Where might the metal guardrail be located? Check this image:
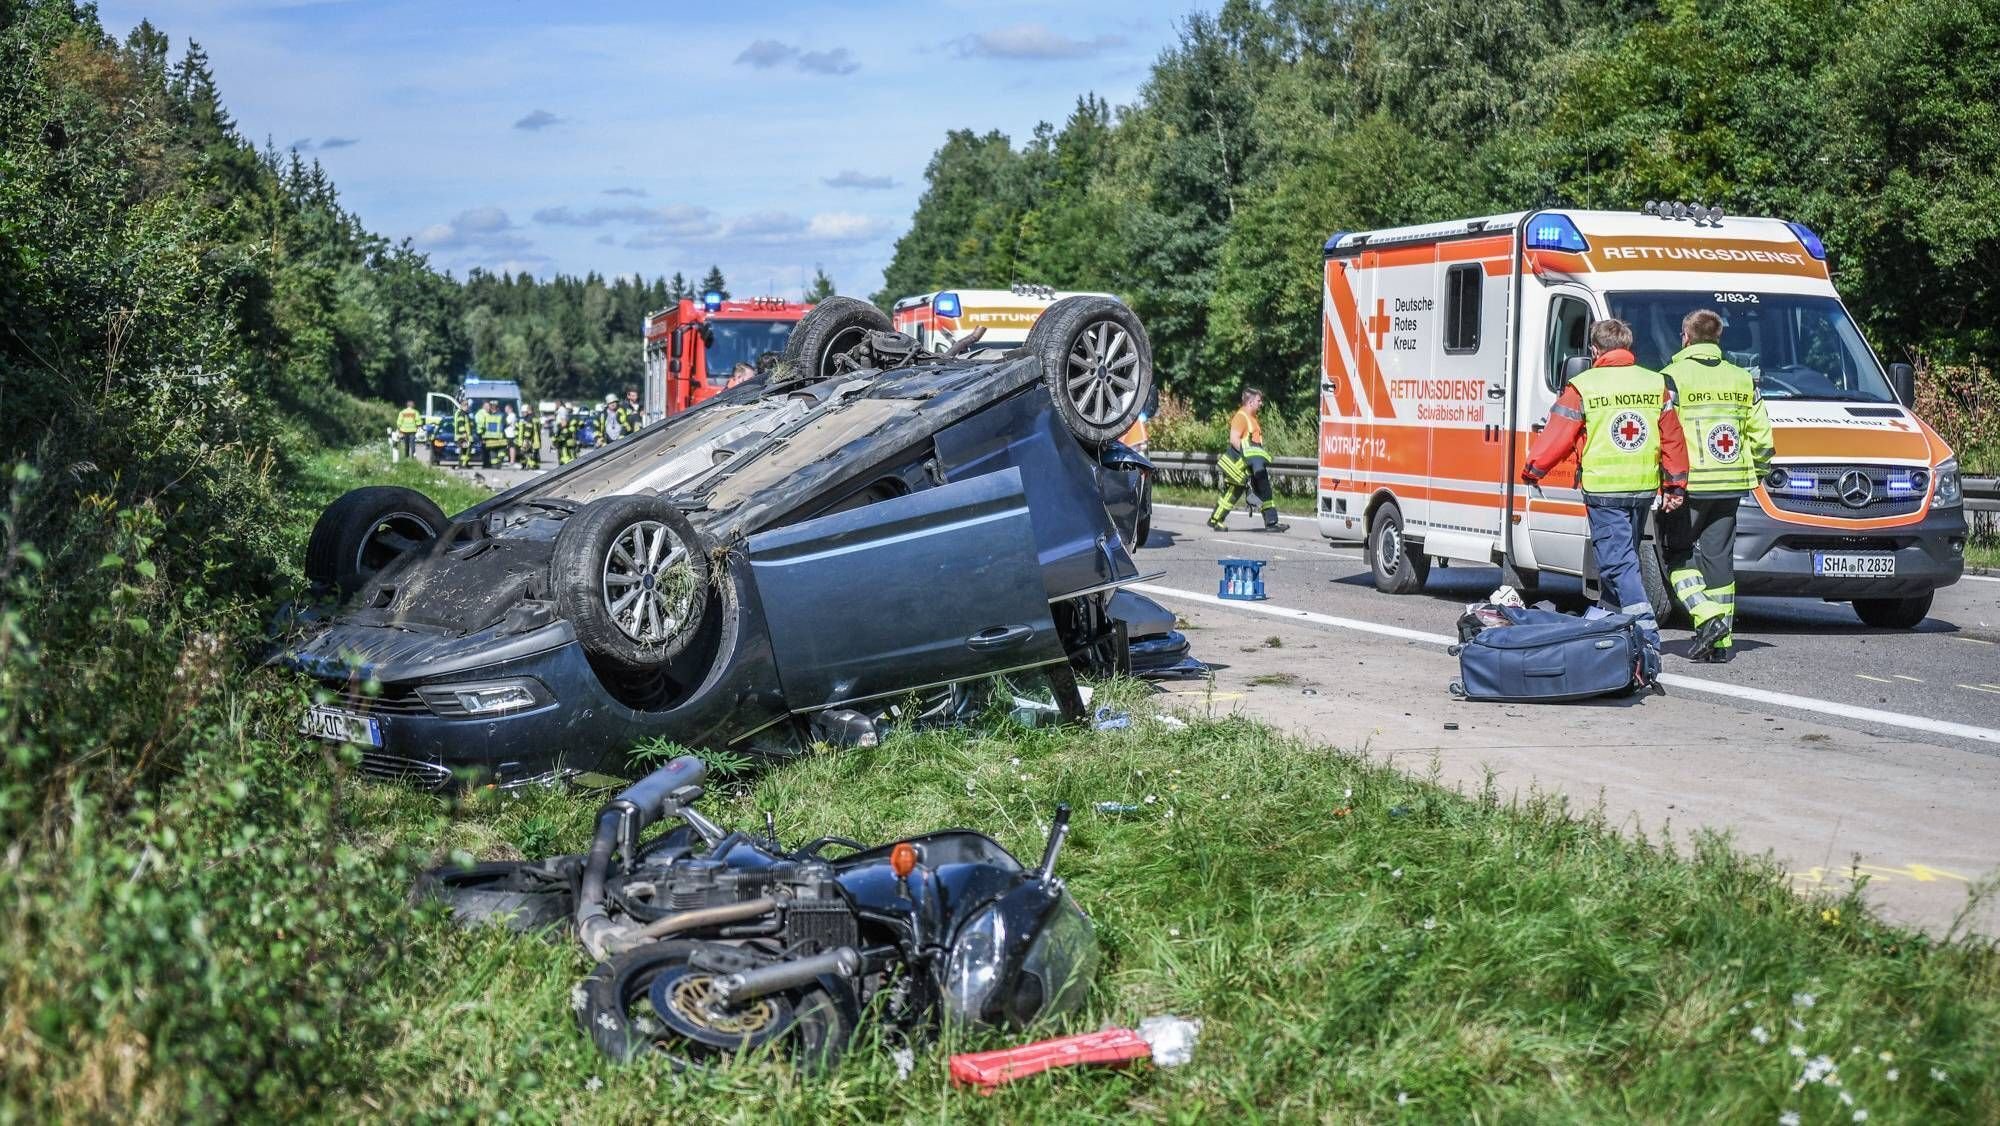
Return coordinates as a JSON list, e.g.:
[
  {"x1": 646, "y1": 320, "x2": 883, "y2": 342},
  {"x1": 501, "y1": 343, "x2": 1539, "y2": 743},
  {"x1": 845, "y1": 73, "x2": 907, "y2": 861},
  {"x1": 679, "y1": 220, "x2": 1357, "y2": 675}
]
[{"x1": 1150, "y1": 453, "x2": 1998, "y2": 531}]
